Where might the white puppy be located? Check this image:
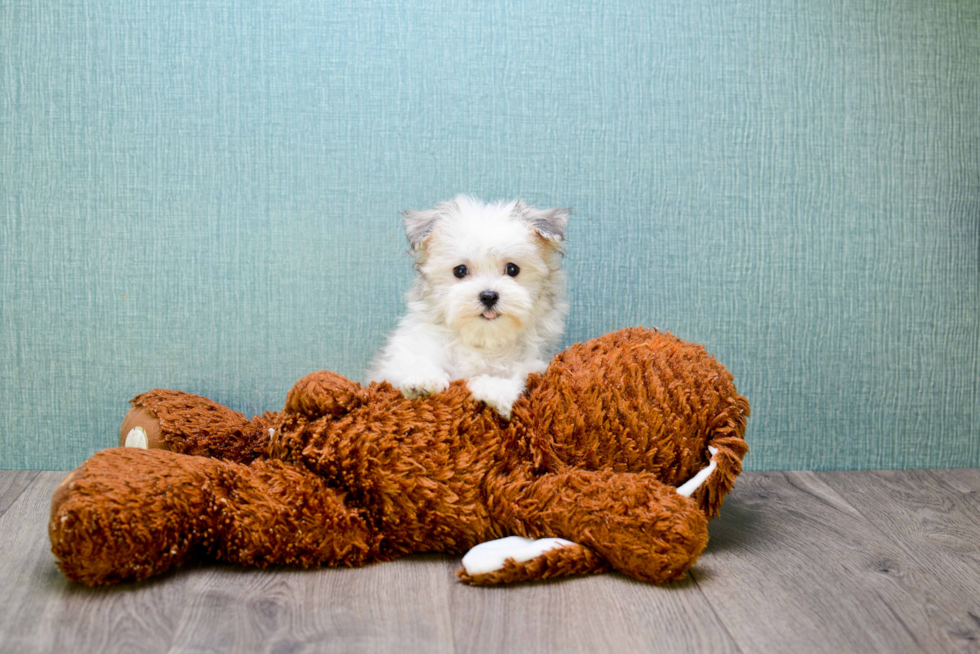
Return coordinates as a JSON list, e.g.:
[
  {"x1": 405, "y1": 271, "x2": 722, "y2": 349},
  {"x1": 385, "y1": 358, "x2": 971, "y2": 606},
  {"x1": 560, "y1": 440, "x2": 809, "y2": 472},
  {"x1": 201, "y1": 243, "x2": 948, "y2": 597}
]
[{"x1": 369, "y1": 195, "x2": 569, "y2": 418}]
